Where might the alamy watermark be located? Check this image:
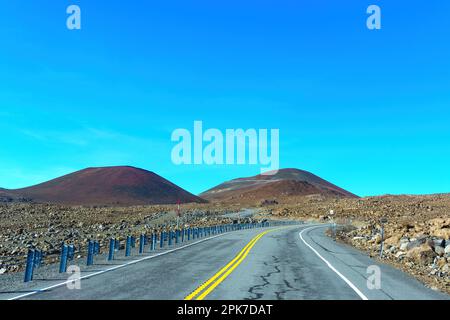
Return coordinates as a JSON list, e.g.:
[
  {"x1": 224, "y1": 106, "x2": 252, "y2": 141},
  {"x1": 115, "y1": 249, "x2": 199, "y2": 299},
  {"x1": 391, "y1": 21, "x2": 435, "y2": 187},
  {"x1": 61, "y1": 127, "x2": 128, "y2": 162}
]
[
  {"x1": 366, "y1": 265, "x2": 381, "y2": 290},
  {"x1": 67, "y1": 5, "x2": 81, "y2": 30},
  {"x1": 171, "y1": 121, "x2": 279, "y2": 175},
  {"x1": 66, "y1": 265, "x2": 81, "y2": 290}
]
